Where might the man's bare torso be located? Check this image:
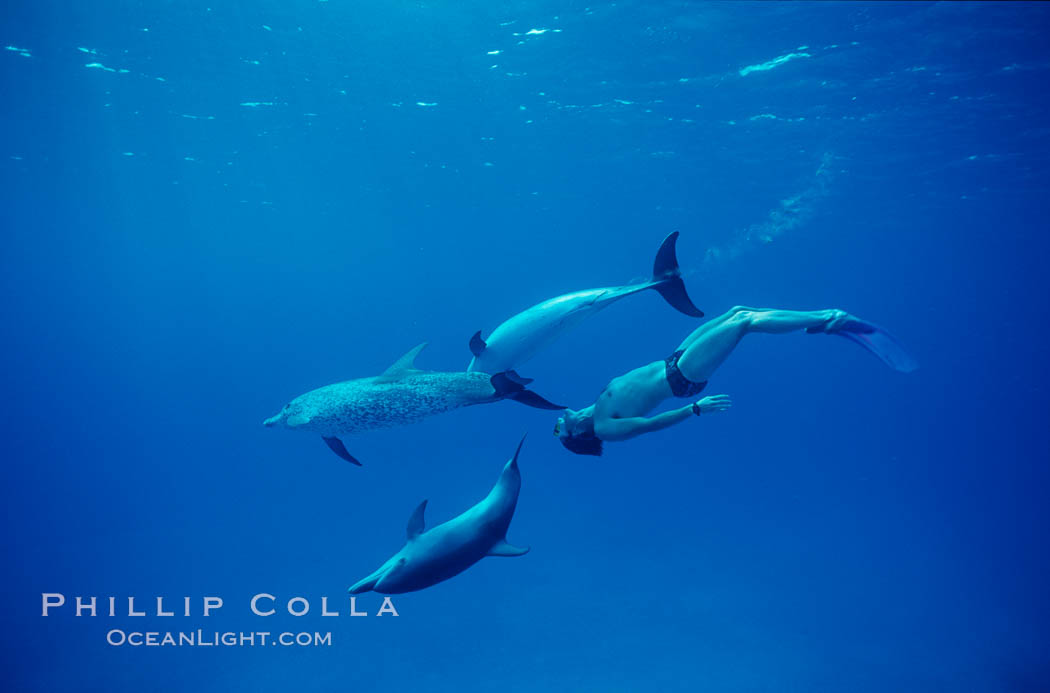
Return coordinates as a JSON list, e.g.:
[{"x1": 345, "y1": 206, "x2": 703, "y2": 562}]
[{"x1": 594, "y1": 360, "x2": 674, "y2": 421}]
